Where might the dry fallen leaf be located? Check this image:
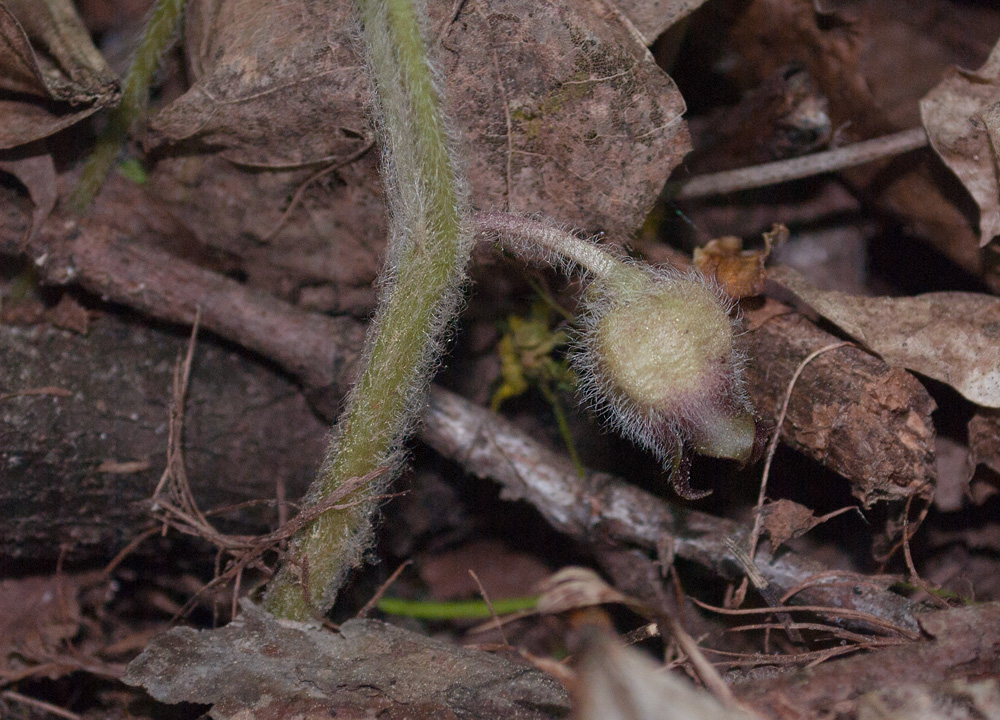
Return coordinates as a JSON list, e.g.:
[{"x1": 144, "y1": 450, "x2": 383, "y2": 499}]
[
  {"x1": 0, "y1": 148, "x2": 56, "y2": 243},
  {"x1": 573, "y1": 629, "x2": 763, "y2": 720},
  {"x1": 770, "y1": 265, "x2": 1000, "y2": 408},
  {"x1": 757, "y1": 499, "x2": 820, "y2": 549},
  {"x1": 0, "y1": 0, "x2": 119, "y2": 148},
  {"x1": 614, "y1": 0, "x2": 712, "y2": 47},
  {"x1": 920, "y1": 40, "x2": 1000, "y2": 248},
  {"x1": 969, "y1": 410, "x2": 1000, "y2": 477},
  {"x1": 757, "y1": 499, "x2": 857, "y2": 549},
  {"x1": 692, "y1": 225, "x2": 780, "y2": 298},
  {"x1": 149, "y1": 0, "x2": 690, "y2": 236},
  {"x1": 147, "y1": 0, "x2": 369, "y2": 169},
  {"x1": 0, "y1": 573, "x2": 110, "y2": 682}
]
